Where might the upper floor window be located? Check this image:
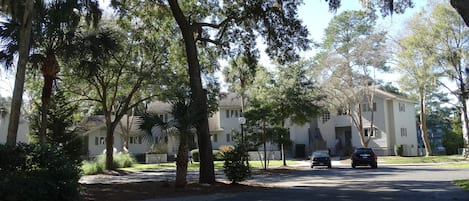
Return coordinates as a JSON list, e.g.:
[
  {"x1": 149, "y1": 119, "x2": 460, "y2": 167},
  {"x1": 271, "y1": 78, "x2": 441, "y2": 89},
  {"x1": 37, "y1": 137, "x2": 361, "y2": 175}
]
[
  {"x1": 322, "y1": 111, "x2": 330, "y2": 123},
  {"x1": 362, "y1": 102, "x2": 377, "y2": 112},
  {"x1": 400, "y1": 127, "x2": 408, "y2": 137},
  {"x1": 364, "y1": 127, "x2": 378, "y2": 137},
  {"x1": 399, "y1": 103, "x2": 406, "y2": 112},
  {"x1": 95, "y1": 136, "x2": 106, "y2": 145},
  {"x1": 226, "y1": 109, "x2": 241, "y2": 118},
  {"x1": 337, "y1": 108, "x2": 348, "y2": 116},
  {"x1": 129, "y1": 136, "x2": 143, "y2": 144}
]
